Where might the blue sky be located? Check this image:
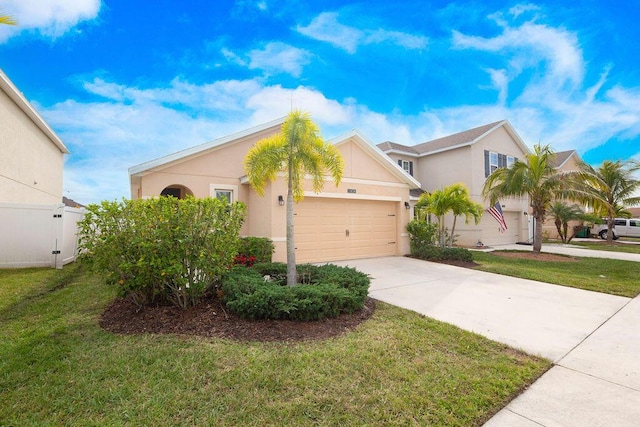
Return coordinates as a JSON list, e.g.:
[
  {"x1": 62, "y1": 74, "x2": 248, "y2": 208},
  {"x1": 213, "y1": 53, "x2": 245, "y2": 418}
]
[{"x1": 1, "y1": 0, "x2": 639, "y2": 204}]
